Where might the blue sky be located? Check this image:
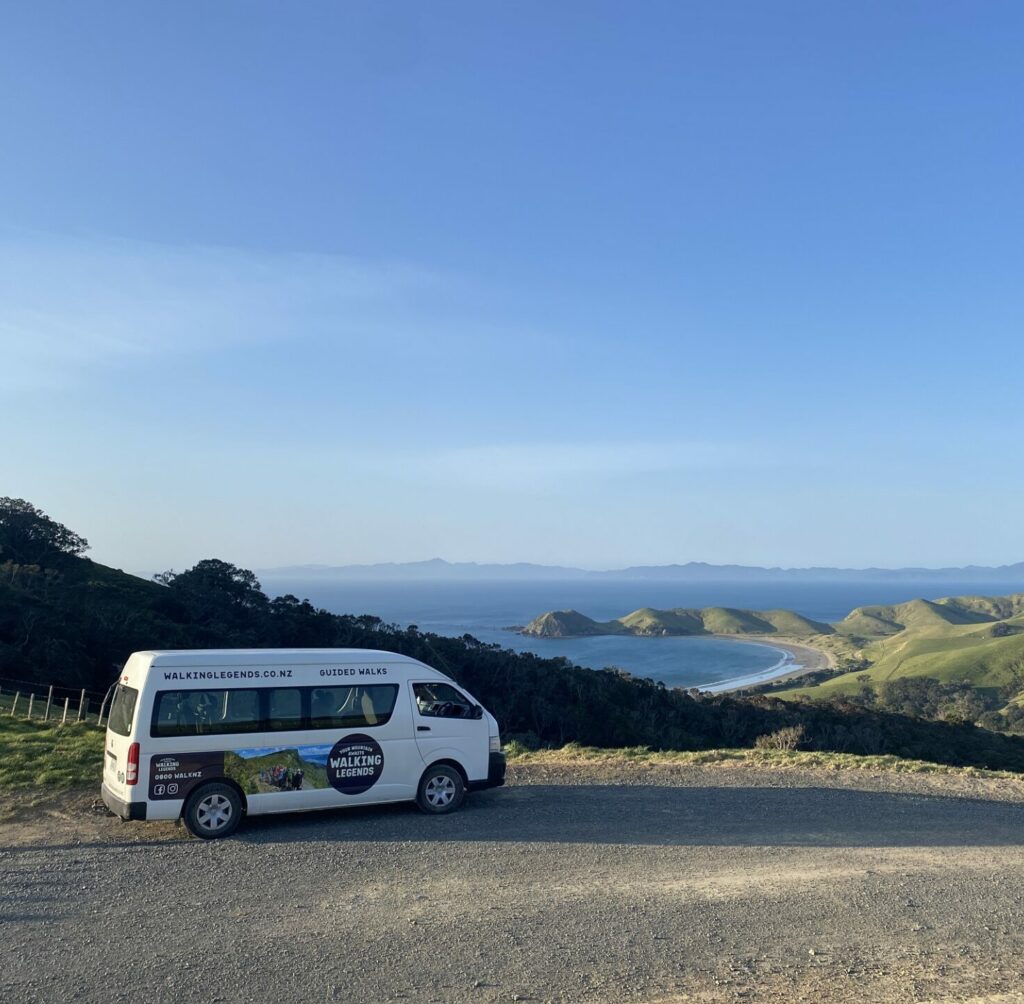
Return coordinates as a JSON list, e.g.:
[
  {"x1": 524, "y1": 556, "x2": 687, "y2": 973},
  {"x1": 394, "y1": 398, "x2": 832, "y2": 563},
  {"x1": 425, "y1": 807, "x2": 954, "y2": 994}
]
[{"x1": 3, "y1": 2, "x2": 1023, "y2": 573}]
